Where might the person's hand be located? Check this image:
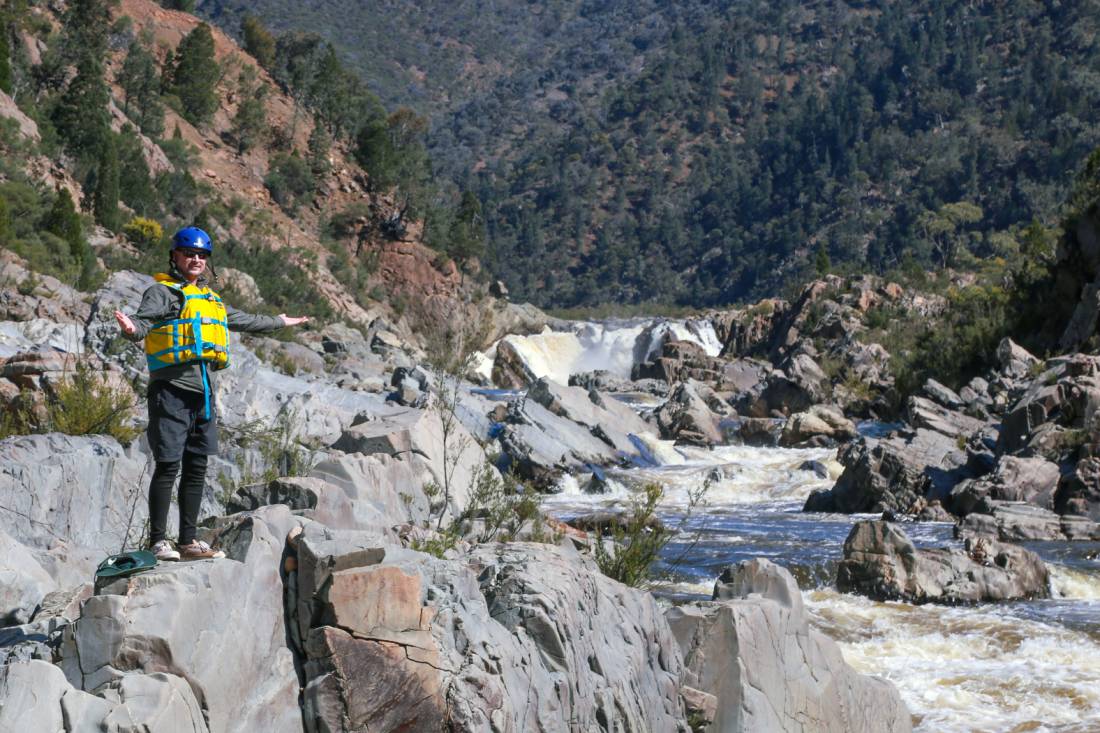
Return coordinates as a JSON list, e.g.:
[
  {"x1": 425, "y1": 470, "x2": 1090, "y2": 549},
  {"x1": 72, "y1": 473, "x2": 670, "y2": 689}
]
[
  {"x1": 279, "y1": 314, "x2": 310, "y2": 327},
  {"x1": 115, "y1": 310, "x2": 136, "y2": 336}
]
